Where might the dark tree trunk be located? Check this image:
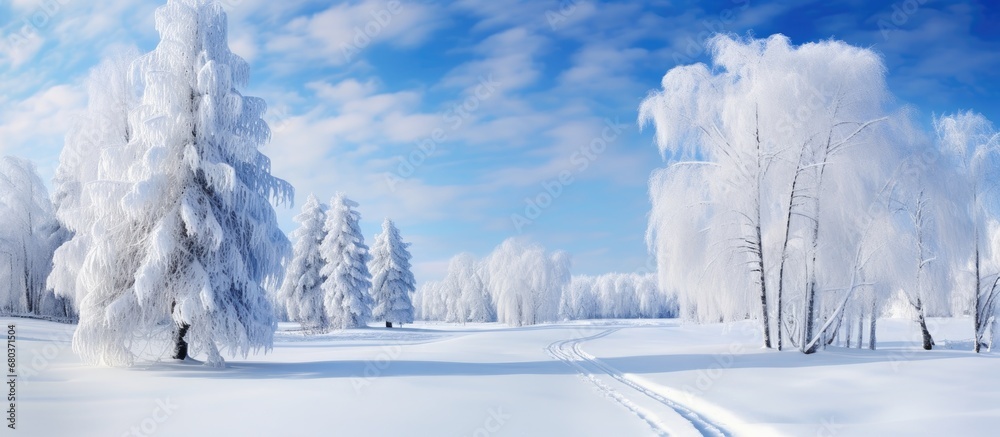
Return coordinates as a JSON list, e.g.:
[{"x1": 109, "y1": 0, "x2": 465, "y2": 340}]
[
  {"x1": 914, "y1": 299, "x2": 934, "y2": 350},
  {"x1": 172, "y1": 322, "x2": 190, "y2": 360},
  {"x1": 803, "y1": 281, "x2": 818, "y2": 354},
  {"x1": 856, "y1": 315, "x2": 863, "y2": 349},
  {"x1": 868, "y1": 298, "x2": 877, "y2": 350},
  {"x1": 919, "y1": 317, "x2": 934, "y2": 350},
  {"x1": 386, "y1": 321, "x2": 393, "y2": 328},
  {"x1": 753, "y1": 109, "x2": 772, "y2": 349}
]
